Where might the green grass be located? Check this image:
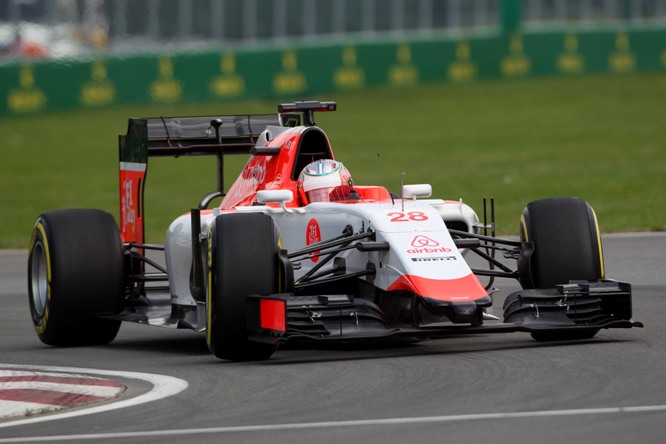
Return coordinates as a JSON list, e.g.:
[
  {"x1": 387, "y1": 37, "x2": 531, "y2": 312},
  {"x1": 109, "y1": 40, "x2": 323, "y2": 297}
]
[{"x1": 2, "y1": 72, "x2": 665, "y2": 248}]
